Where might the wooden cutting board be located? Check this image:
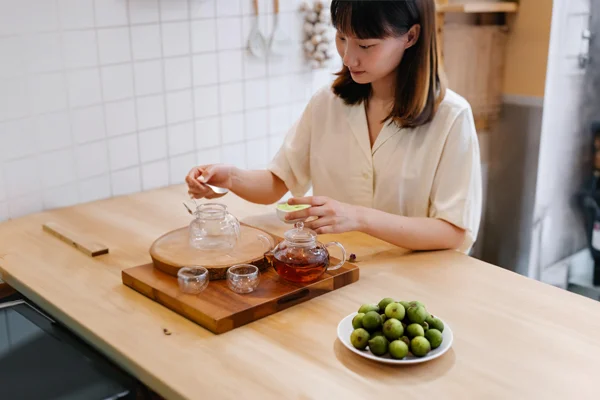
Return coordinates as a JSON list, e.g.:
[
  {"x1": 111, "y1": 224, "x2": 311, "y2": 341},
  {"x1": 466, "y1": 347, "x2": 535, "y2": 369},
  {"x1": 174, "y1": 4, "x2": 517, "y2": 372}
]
[
  {"x1": 122, "y1": 258, "x2": 359, "y2": 334},
  {"x1": 150, "y1": 223, "x2": 276, "y2": 280}
]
